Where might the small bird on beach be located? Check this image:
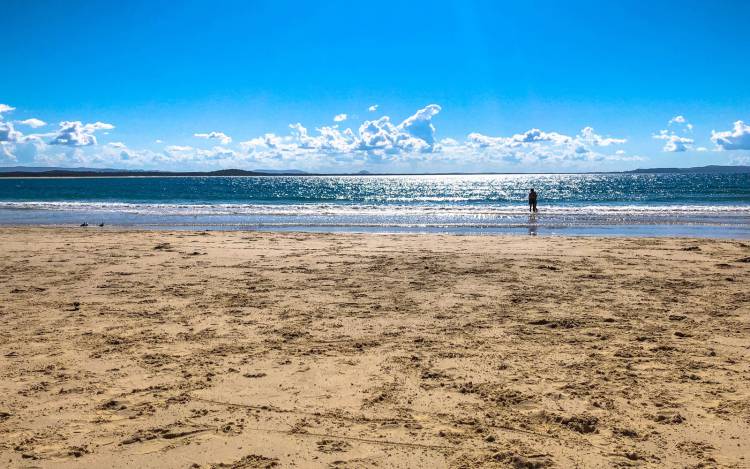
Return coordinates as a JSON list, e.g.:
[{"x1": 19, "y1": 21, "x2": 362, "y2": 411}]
[
  {"x1": 80, "y1": 222, "x2": 88, "y2": 227},
  {"x1": 98, "y1": 222, "x2": 104, "y2": 227}
]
